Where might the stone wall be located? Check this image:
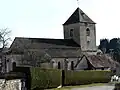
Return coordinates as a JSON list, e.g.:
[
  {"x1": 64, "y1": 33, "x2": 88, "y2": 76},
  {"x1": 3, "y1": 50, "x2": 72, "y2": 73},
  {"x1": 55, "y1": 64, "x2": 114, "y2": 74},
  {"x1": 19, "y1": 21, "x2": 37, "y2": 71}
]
[
  {"x1": 64, "y1": 23, "x2": 80, "y2": 46},
  {"x1": 51, "y1": 57, "x2": 89, "y2": 70},
  {"x1": 51, "y1": 57, "x2": 78, "y2": 70},
  {"x1": 0, "y1": 79, "x2": 22, "y2": 90},
  {"x1": 63, "y1": 22, "x2": 97, "y2": 52}
]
